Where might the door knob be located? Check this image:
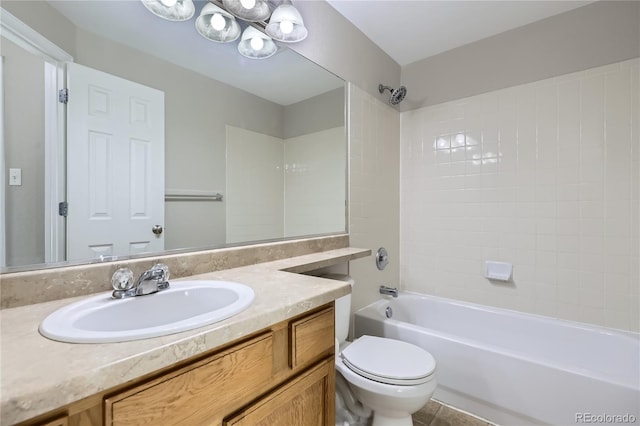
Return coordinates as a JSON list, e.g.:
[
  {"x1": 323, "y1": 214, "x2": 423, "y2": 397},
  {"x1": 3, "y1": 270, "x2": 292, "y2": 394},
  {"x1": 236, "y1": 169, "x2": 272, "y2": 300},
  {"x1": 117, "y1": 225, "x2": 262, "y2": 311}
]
[{"x1": 152, "y1": 225, "x2": 163, "y2": 235}]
